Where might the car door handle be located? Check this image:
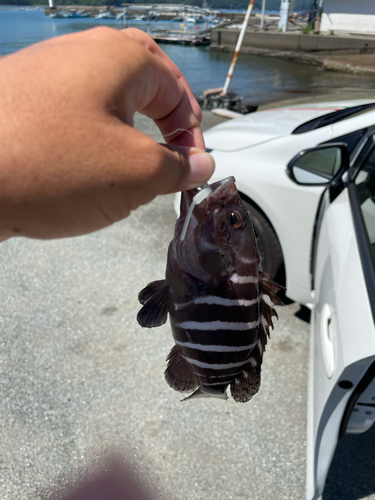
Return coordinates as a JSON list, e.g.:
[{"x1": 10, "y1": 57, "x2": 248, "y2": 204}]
[{"x1": 321, "y1": 303, "x2": 336, "y2": 378}]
